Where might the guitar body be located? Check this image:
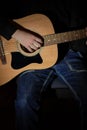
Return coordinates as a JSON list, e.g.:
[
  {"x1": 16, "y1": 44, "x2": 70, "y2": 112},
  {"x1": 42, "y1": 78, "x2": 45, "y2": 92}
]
[{"x1": 0, "y1": 14, "x2": 58, "y2": 86}]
